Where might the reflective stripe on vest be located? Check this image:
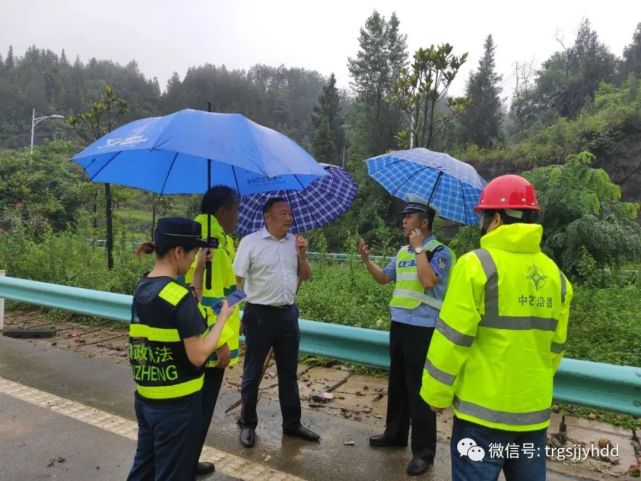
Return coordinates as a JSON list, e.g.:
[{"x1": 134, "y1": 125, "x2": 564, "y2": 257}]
[
  {"x1": 473, "y1": 249, "x2": 560, "y2": 332},
  {"x1": 453, "y1": 397, "x2": 551, "y2": 426},
  {"x1": 396, "y1": 272, "x2": 420, "y2": 281},
  {"x1": 424, "y1": 358, "x2": 456, "y2": 386},
  {"x1": 136, "y1": 375, "x2": 204, "y2": 400},
  {"x1": 435, "y1": 318, "x2": 474, "y2": 347},
  {"x1": 129, "y1": 324, "x2": 180, "y2": 342},
  {"x1": 392, "y1": 288, "x2": 443, "y2": 309}
]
